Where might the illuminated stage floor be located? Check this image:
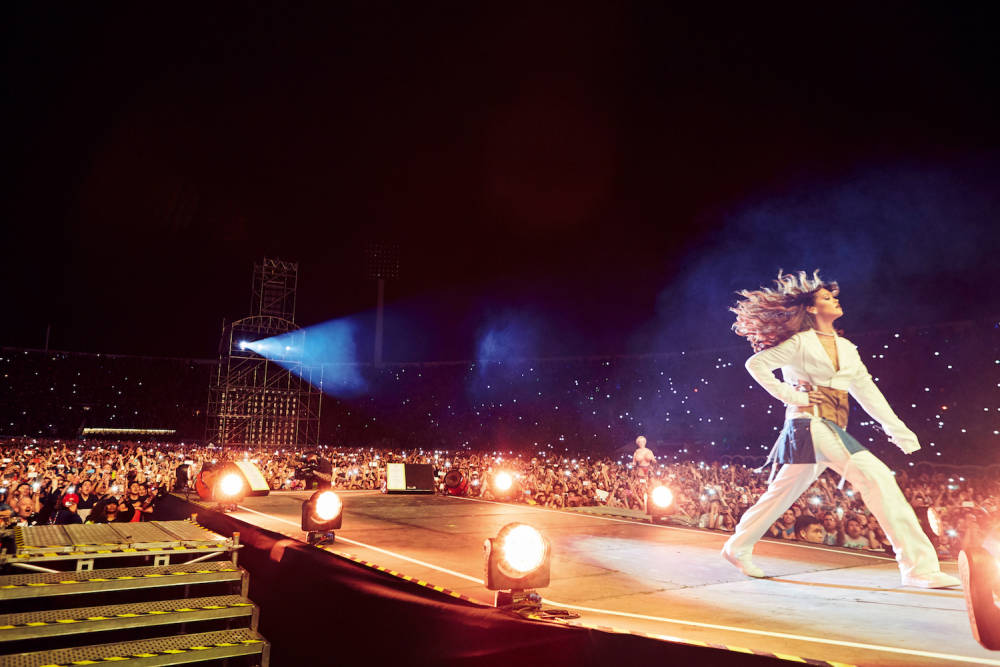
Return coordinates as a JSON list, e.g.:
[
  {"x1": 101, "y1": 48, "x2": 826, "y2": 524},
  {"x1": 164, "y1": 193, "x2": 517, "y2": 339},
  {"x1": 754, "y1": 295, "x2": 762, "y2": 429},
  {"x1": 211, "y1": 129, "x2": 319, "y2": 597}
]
[{"x1": 221, "y1": 491, "x2": 990, "y2": 667}]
